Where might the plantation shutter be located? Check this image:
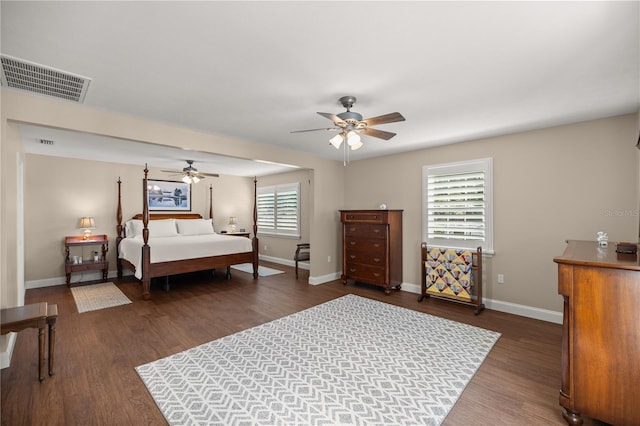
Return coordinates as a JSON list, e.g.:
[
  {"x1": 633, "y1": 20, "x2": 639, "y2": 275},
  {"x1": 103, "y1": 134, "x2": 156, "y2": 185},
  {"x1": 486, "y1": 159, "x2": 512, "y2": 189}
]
[
  {"x1": 257, "y1": 182, "x2": 300, "y2": 237},
  {"x1": 427, "y1": 171, "x2": 485, "y2": 241},
  {"x1": 275, "y1": 186, "x2": 299, "y2": 235},
  {"x1": 257, "y1": 189, "x2": 275, "y2": 231},
  {"x1": 423, "y1": 158, "x2": 493, "y2": 252}
]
